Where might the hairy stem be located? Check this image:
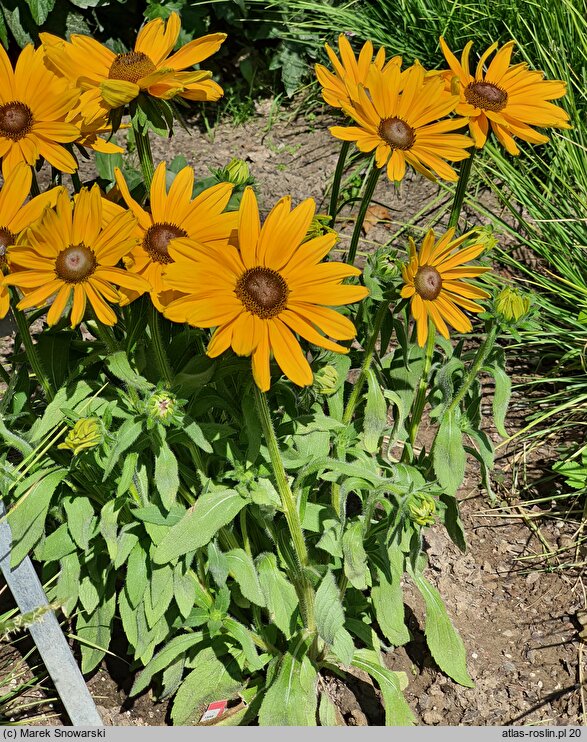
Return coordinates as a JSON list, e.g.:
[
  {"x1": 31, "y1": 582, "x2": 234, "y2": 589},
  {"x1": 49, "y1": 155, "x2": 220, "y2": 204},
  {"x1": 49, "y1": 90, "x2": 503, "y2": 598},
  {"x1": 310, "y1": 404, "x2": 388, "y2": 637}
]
[
  {"x1": 402, "y1": 320, "x2": 436, "y2": 461},
  {"x1": 446, "y1": 322, "x2": 498, "y2": 415},
  {"x1": 148, "y1": 303, "x2": 174, "y2": 385},
  {"x1": 11, "y1": 300, "x2": 53, "y2": 401},
  {"x1": 448, "y1": 150, "x2": 476, "y2": 229},
  {"x1": 329, "y1": 141, "x2": 350, "y2": 228},
  {"x1": 254, "y1": 385, "x2": 316, "y2": 633},
  {"x1": 346, "y1": 162, "x2": 381, "y2": 265},
  {"x1": 133, "y1": 124, "x2": 155, "y2": 190}
]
